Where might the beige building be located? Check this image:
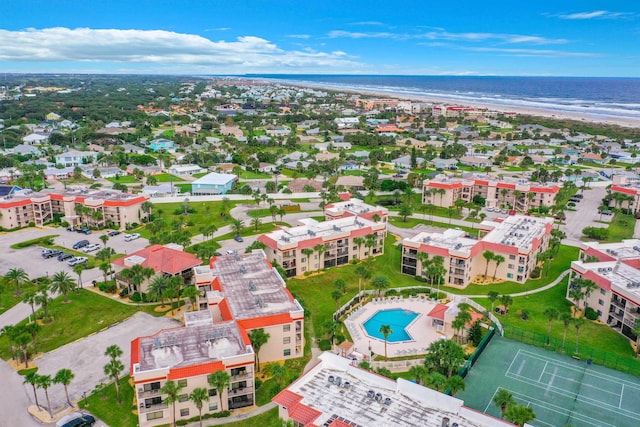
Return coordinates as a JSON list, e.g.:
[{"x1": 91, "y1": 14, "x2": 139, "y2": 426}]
[
  {"x1": 422, "y1": 175, "x2": 559, "y2": 211},
  {"x1": 194, "y1": 250, "x2": 305, "y2": 364},
  {"x1": 324, "y1": 197, "x2": 389, "y2": 222},
  {"x1": 131, "y1": 318, "x2": 255, "y2": 427},
  {"x1": 401, "y1": 215, "x2": 553, "y2": 287},
  {"x1": 0, "y1": 186, "x2": 148, "y2": 230},
  {"x1": 258, "y1": 216, "x2": 386, "y2": 277}
]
